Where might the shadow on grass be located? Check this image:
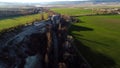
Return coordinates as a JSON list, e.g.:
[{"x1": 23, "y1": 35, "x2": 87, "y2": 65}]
[
  {"x1": 74, "y1": 39, "x2": 116, "y2": 68},
  {"x1": 0, "y1": 14, "x2": 36, "y2": 20},
  {"x1": 0, "y1": 15, "x2": 24, "y2": 20},
  {"x1": 69, "y1": 24, "x2": 94, "y2": 34},
  {"x1": 77, "y1": 20, "x2": 85, "y2": 23},
  {"x1": 78, "y1": 37, "x2": 110, "y2": 46},
  {"x1": 69, "y1": 24, "x2": 116, "y2": 68}
]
